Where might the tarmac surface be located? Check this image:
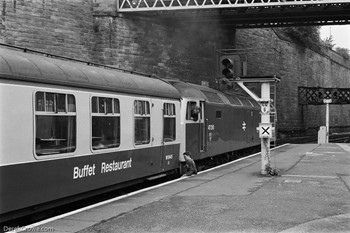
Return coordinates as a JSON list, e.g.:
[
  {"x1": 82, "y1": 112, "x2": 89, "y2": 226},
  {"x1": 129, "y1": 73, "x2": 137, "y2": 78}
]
[{"x1": 36, "y1": 143, "x2": 350, "y2": 233}]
